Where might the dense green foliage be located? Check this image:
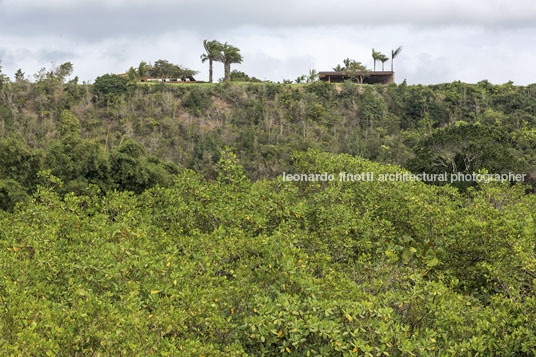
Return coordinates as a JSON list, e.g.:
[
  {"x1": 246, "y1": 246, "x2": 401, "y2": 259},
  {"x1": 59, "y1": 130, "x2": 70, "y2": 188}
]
[
  {"x1": 1, "y1": 66, "x2": 536, "y2": 354},
  {"x1": 125, "y1": 60, "x2": 198, "y2": 83},
  {"x1": 1, "y1": 76, "x2": 535, "y2": 211},
  {"x1": 229, "y1": 70, "x2": 262, "y2": 83},
  {"x1": 1, "y1": 151, "x2": 535, "y2": 355},
  {"x1": 0, "y1": 108, "x2": 178, "y2": 210},
  {"x1": 93, "y1": 74, "x2": 130, "y2": 103},
  {"x1": 148, "y1": 60, "x2": 197, "y2": 79},
  {"x1": 407, "y1": 124, "x2": 526, "y2": 189}
]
